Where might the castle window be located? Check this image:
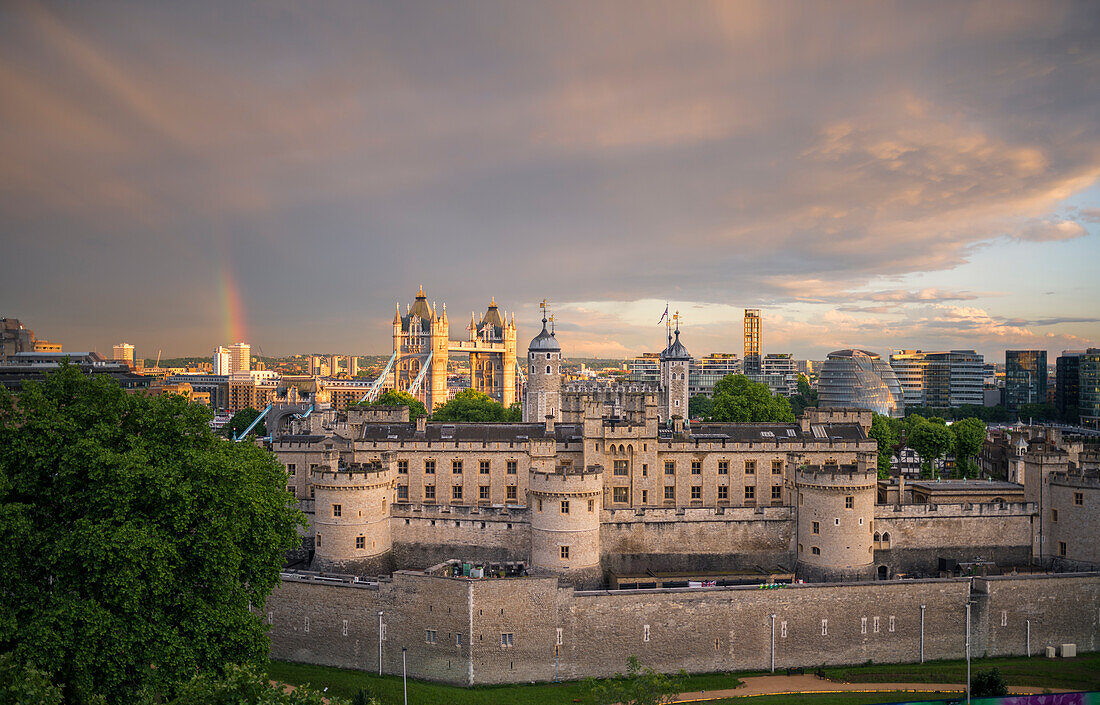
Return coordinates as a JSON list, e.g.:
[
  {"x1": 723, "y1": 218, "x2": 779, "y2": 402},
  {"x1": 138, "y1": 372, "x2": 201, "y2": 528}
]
[
  {"x1": 1001, "y1": 610, "x2": 1007, "y2": 627},
  {"x1": 771, "y1": 485, "x2": 782, "y2": 501},
  {"x1": 691, "y1": 460, "x2": 702, "y2": 475},
  {"x1": 881, "y1": 532, "x2": 890, "y2": 548},
  {"x1": 480, "y1": 460, "x2": 490, "y2": 474},
  {"x1": 772, "y1": 460, "x2": 783, "y2": 474},
  {"x1": 718, "y1": 485, "x2": 728, "y2": 500},
  {"x1": 614, "y1": 460, "x2": 629, "y2": 476},
  {"x1": 1059, "y1": 541, "x2": 1067, "y2": 557},
  {"x1": 745, "y1": 460, "x2": 756, "y2": 475},
  {"x1": 556, "y1": 628, "x2": 563, "y2": 645},
  {"x1": 310, "y1": 487, "x2": 315, "y2": 499},
  {"x1": 613, "y1": 487, "x2": 629, "y2": 503},
  {"x1": 821, "y1": 619, "x2": 827, "y2": 635},
  {"x1": 664, "y1": 486, "x2": 675, "y2": 501},
  {"x1": 315, "y1": 533, "x2": 321, "y2": 547},
  {"x1": 356, "y1": 536, "x2": 365, "y2": 549},
  {"x1": 451, "y1": 485, "x2": 463, "y2": 501},
  {"x1": 332, "y1": 504, "x2": 342, "y2": 517},
  {"x1": 1052, "y1": 509, "x2": 1058, "y2": 522},
  {"x1": 304, "y1": 617, "x2": 310, "y2": 633},
  {"x1": 547, "y1": 353, "x2": 551, "y2": 360},
  {"x1": 507, "y1": 460, "x2": 517, "y2": 474},
  {"x1": 1075, "y1": 492, "x2": 1084, "y2": 506},
  {"x1": 287, "y1": 464, "x2": 296, "y2": 476},
  {"x1": 691, "y1": 486, "x2": 701, "y2": 500},
  {"x1": 531, "y1": 365, "x2": 535, "y2": 374},
  {"x1": 506, "y1": 486, "x2": 517, "y2": 501},
  {"x1": 398, "y1": 460, "x2": 408, "y2": 474},
  {"x1": 798, "y1": 543, "x2": 803, "y2": 553},
  {"x1": 812, "y1": 521, "x2": 820, "y2": 534},
  {"x1": 425, "y1": 459, "x2": 436, "y2": 474},
  {"x1": 480, "y1": 486, "x2": 490, "y2": 501},
  {"x1": 456, "y1": 633, "x2": 463, "y2": 647},
  {"x1": 561, "y1": 500, "x2": 570, "y2": 514},
  {"x1": 718, "y1": 460, "x2": 729, "y2": 475},
  {"x1": 781, "y1": 620, "x2": 787, "y2": 638},
  {"x1": 664, "y1": 461, "x2": 675, "y2": 475},
  {"x1": 588, "y1": 499, "x2": 594, "y2": 512},
  {"x1": 744, "y1": 485, "x2": 755, "y2": 500},
  {"x1": 873, "y1": 616, "x2": 880, "y2": 633},
  {"x1": 861, "y1": 617, "x2": 867, "y2": 634},
  {"x1": 812, "y1": 546, "x2": 821, "y2": 555},
  {"x1": 642, "y1": 464, "x2": 648, "y2": 476},
  {"x1": 845, "y1": 496, "x2": 854, "y2": 509},
  {"x1": 889, "y1": 616, "x2": 895, "y2": 632},
  {"x1": 538, "y1": 499, "x2": 543, "y2": 511},
  {"x1": 547, "y1": 366, "x2": 551, "y2": 374},
  {"x1": 643, "y1": 624, "x2": 650, "y2": 642},
  {"x1": 560, "y1": 545, "x2": 570, "y2": 559},
  {"x1": 453, "y1": 460, "x2": 463, "y2": 474},
  {"x1": 426, "y1": 630, "x2": 437, "y2": 644},
  {"x1": 398, "y1": 485, "x2": 408, "y2": 500},
  {"x1": 501, "y1": 633, "x2": 514, "y2": 648},
  {"x1": 424, "y1": 485, "x2": 435, "y2": 500},
  {"x1": 674, "y1": 399, "x2": 680, "y2": 407}
]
